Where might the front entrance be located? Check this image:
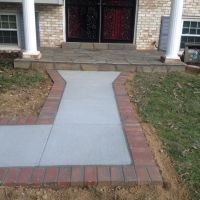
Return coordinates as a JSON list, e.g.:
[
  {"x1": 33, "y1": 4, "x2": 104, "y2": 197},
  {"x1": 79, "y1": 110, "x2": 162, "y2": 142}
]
[{"x1": 66, "y1": 0, "x2": 136, "y2": 43}]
